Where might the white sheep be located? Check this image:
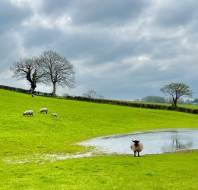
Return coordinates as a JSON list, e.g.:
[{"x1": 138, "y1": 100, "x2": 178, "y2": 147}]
[
  {"x1": 40, "y1": 108, "x2": 48, "y2": 114},
  {"x1": 131, "y1": 140, "x2": 143, "y2": 157},
  {"x1": 51, "y1": 113, "x2": 58, "y2": 117},
  {"x1": 23, "y1": 110, "x2": 33, "y2": 117}
]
